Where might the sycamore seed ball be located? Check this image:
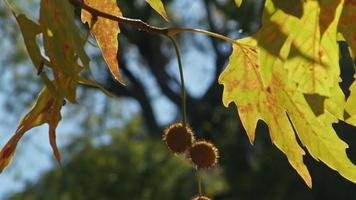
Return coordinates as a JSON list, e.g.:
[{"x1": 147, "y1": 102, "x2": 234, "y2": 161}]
[
  {"x1": 163, "y1": 123, "x2": 195, "y2": 154},
  {"x1": 192, "y1": 195, "x2": 212, "y2": 200},
  {"x1": 188, "y1": 140, "x2": 219, "y2": 169}
]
